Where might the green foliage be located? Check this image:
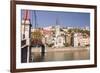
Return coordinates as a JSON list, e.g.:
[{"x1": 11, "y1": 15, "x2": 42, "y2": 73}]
[
  {"x1": 68, "y1": 28, "x2": 90, "y2": 36},
  {"x1": 46, "y1": 43, "x2": 54, "y2": 47},
  {"x1": 31, "y1": 29, "x2": 42, "y2": 40},
  {"x1": 63, "y1": 43, "x2": 69, "y2": 47}
]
